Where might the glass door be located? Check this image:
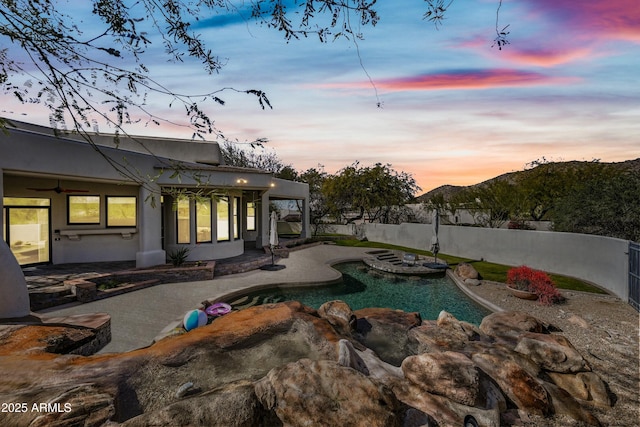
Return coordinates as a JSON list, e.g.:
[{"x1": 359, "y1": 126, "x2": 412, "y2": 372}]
[{"x1": 3, "y1": 198, "x2": 51, "y2": 265}]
